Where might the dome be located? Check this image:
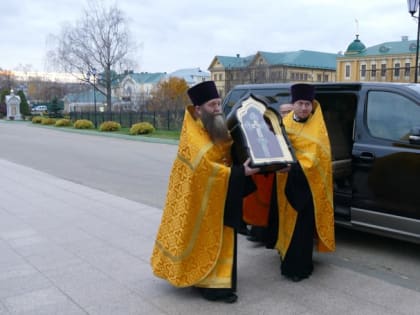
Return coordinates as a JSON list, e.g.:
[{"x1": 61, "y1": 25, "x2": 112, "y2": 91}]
[{"x1": 345, "y1": 35, "x2": 366, "y2": 55}]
